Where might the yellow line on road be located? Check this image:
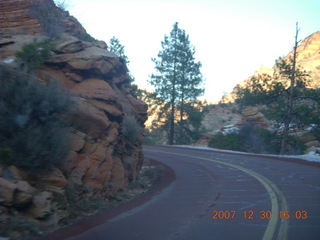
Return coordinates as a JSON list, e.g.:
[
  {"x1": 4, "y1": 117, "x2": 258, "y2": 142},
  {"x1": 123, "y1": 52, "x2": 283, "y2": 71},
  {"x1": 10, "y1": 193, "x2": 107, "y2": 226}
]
[{"x1": 145, "y1": 149, "x2": 289, "y2": 240}]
